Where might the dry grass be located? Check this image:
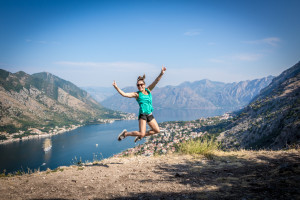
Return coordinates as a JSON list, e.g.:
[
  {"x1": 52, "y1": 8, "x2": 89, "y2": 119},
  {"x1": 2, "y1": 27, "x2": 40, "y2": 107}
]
[{"x1": 178, "y1": 138, "x2": 220, "y2": 159}]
